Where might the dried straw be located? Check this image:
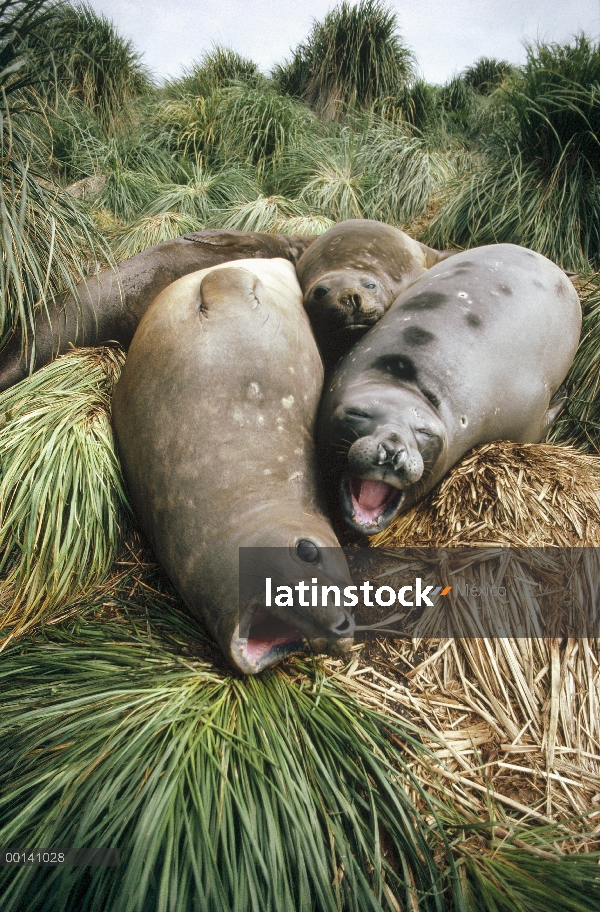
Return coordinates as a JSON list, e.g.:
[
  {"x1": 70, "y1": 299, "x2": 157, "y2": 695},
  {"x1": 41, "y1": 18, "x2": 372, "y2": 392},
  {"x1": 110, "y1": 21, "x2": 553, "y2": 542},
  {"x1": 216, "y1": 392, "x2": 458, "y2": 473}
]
[
  {"x1": 331, "y1": 441, "x2": 600, "y2": 828},
  {"x1": 372, "y1": 441, "x2": 600, "y2": 548}
]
